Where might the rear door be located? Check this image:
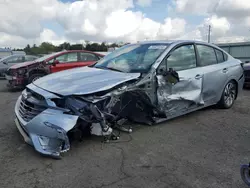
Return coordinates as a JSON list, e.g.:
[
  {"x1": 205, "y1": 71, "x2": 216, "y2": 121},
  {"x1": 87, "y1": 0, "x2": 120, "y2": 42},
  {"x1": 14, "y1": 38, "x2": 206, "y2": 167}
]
[
  {"x1": 78, "y1": 52, "x2": 99, "y2": 67},
  {"x1": 195, "y1": 44, "x2": 228, "y2": 104},
  {"x1": 50, "y1": 52, "x2": 79, "y2": 73},
  {"x1": 156, "y1": 43, "x2": 204, "y2": 116}
]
